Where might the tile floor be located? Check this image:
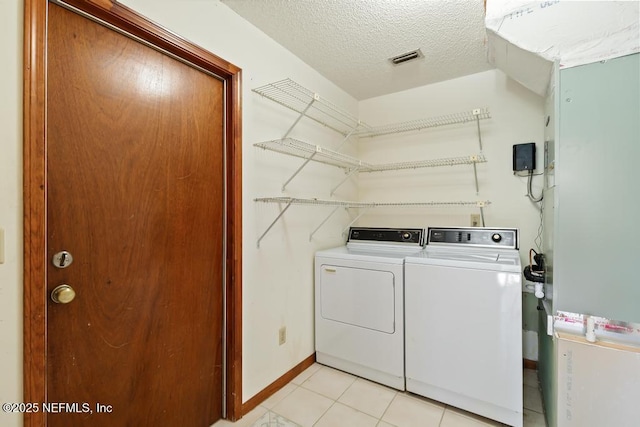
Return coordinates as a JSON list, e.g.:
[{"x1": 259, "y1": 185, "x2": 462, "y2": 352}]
[{"x1": 213, "y1": 364, "x2": 547, "y2": 427}]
